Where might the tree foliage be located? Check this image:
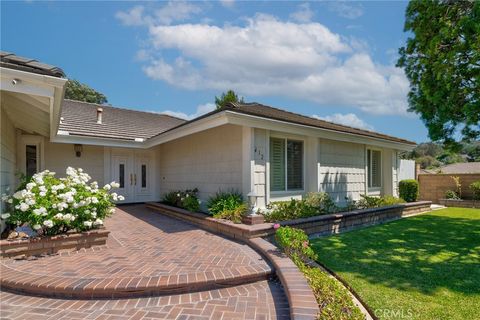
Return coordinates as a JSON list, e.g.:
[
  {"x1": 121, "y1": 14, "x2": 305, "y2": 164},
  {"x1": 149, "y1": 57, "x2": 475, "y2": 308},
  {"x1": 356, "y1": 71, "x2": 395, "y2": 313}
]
[
  {"x1": 64, "y1": 79, "x2": 108, "y2": 104},
  {"x1": 397, "y1": 0, "x2": 480, "y2": 147},
  {"x1": 214, "y1": 90, "x2": 244, "y2": 109}
]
